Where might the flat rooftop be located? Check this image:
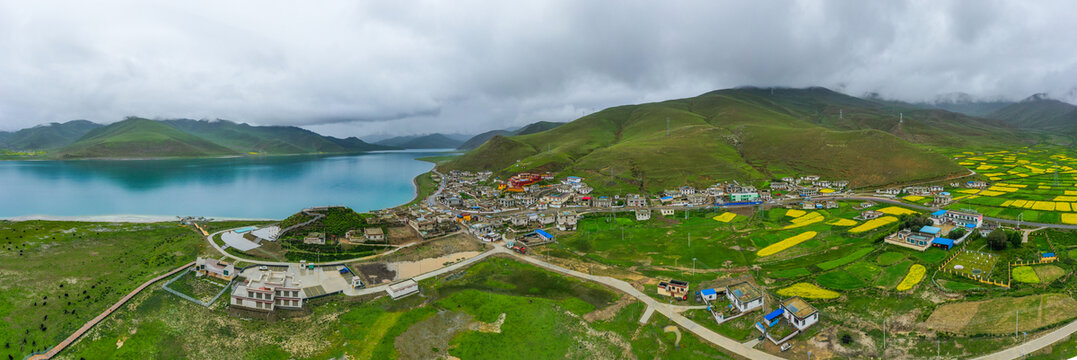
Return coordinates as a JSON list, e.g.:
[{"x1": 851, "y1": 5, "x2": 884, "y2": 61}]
[
  {"x1": 727, "y1": 282, "x2": 762, "y2": 302},
  {"x1": 782, "y1": 297, "x2": 817, "y2": 318}
]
